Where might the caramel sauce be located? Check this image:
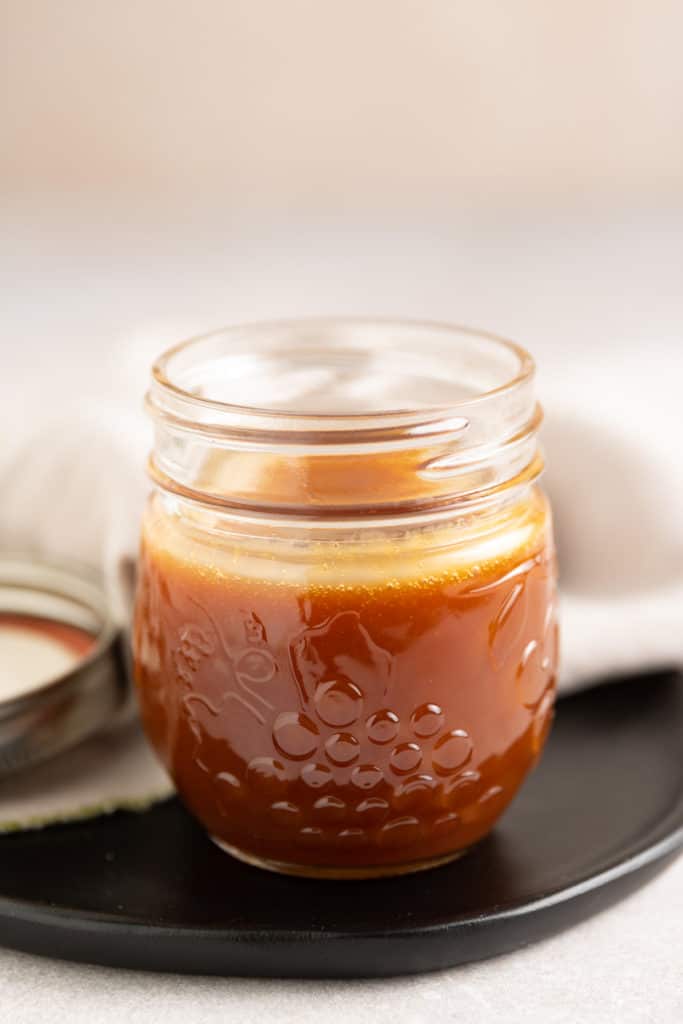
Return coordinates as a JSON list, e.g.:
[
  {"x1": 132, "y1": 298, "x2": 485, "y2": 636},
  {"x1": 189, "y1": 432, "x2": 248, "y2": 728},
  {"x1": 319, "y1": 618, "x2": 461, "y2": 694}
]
[{"x1": 134, "y1": 479, "x2": 558, "y2": 874}]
